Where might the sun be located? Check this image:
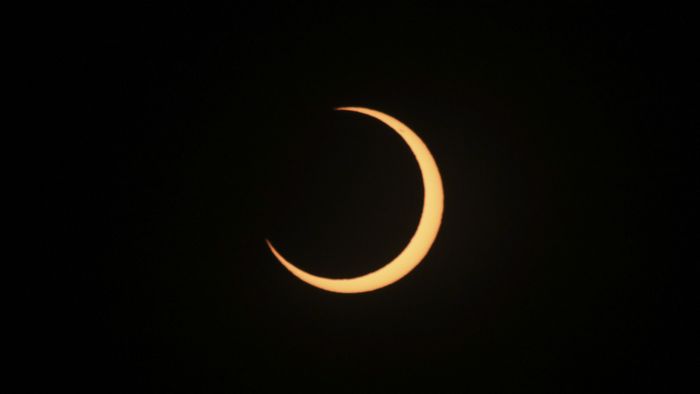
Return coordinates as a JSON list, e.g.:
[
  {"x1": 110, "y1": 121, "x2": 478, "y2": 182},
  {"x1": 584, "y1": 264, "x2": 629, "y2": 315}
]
[{"x1": 265, "y1": 107, "x2": 444, "y2": 293}]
